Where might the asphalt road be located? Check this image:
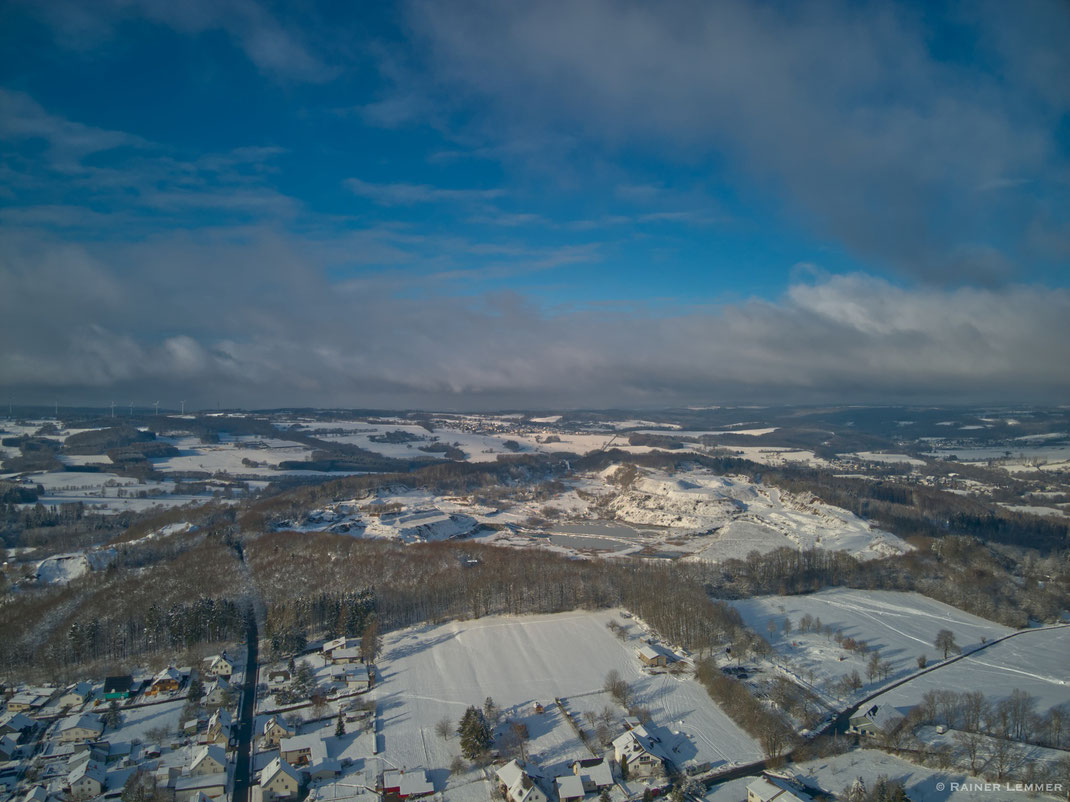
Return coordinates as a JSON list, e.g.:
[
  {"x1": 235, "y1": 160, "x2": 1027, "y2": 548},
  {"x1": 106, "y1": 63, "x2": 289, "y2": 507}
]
[{"x1": 231, "y1": 609, "x2": 260, "y2": 802}]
